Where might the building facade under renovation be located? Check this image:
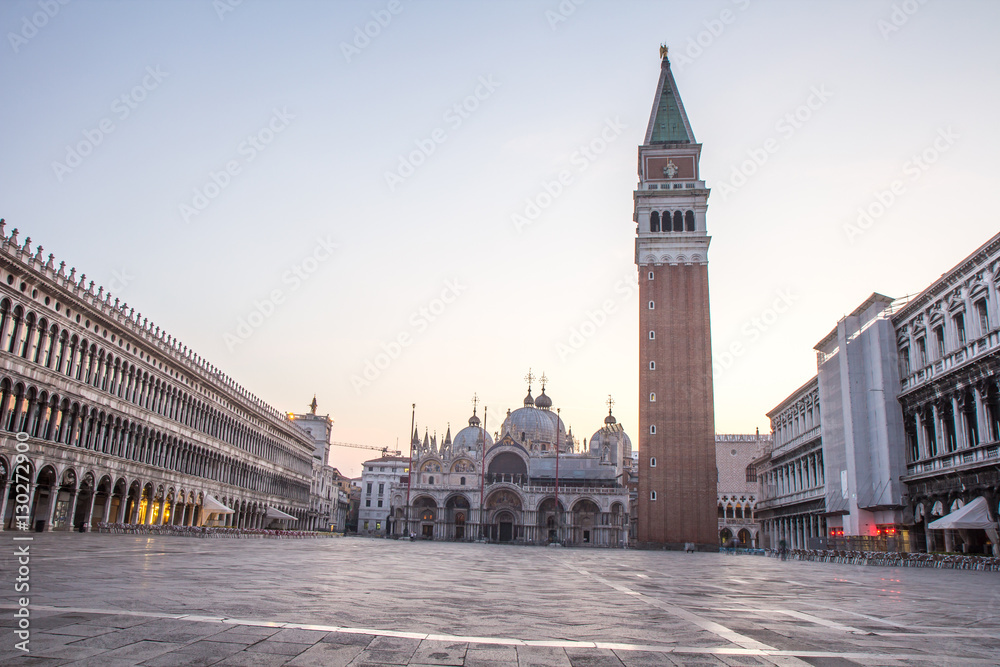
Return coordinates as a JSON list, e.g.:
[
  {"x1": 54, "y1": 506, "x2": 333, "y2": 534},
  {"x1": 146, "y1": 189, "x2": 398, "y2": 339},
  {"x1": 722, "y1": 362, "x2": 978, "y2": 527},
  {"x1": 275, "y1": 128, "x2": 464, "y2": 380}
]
[{"x1": 761, "y1": 231, "x2": 1000, "y2": 555}]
